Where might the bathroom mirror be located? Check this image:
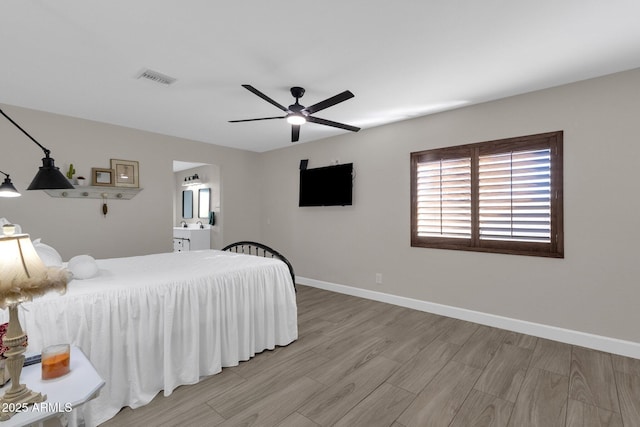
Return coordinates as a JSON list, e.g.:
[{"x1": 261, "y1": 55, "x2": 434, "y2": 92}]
[
  {"x1": 182, "y1": 190, "x2": 193, "y2": 219},
  {"x1": 198, "y1": 188, "x2": 210, "y2": 218}
]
